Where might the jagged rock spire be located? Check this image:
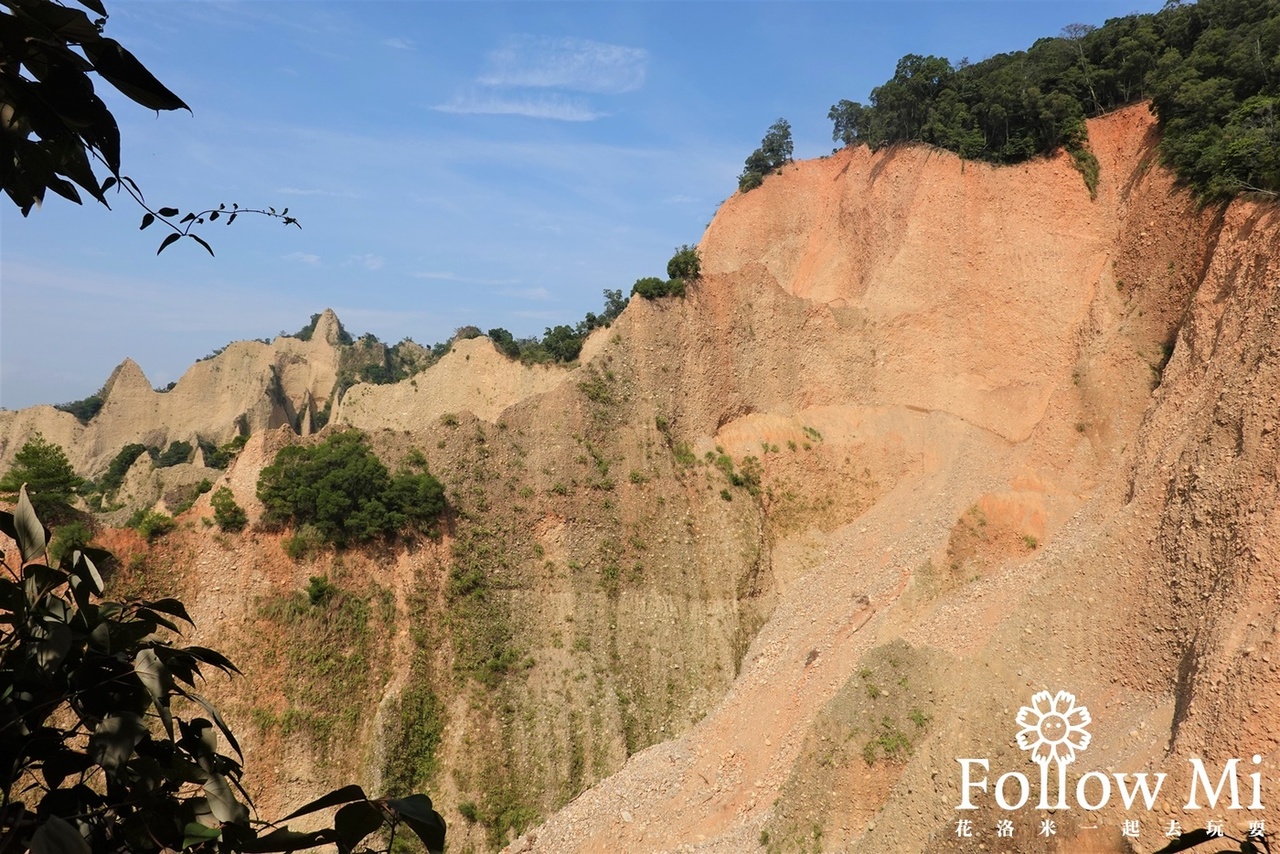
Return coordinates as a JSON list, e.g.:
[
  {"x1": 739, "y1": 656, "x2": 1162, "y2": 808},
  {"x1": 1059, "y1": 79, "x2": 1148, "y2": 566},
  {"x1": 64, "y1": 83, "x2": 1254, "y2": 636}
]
[{"x1": 313, "y1": 309, "x2": 344, "y2": 346}]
